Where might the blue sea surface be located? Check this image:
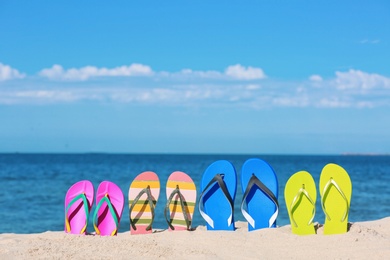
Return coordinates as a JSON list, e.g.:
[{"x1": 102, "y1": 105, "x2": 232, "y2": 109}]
[{"x1": 0, "y1": 153, "x2": 389, "y2": 234}]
